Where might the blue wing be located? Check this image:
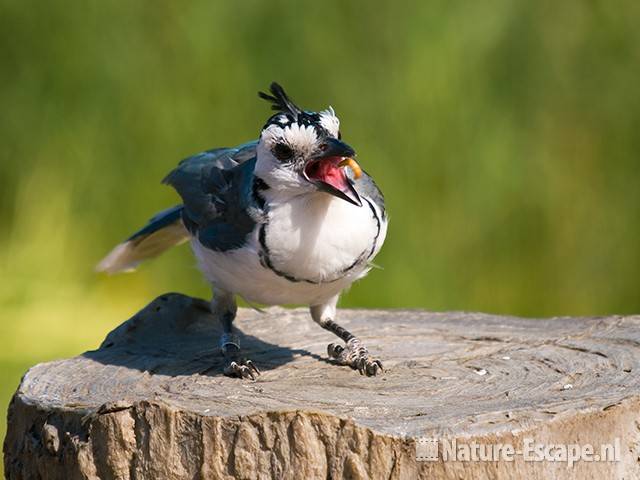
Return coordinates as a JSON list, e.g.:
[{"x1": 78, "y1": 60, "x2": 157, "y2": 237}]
[{"x1": 162, "y1": 141, "x2": 263, "y2": 252}]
